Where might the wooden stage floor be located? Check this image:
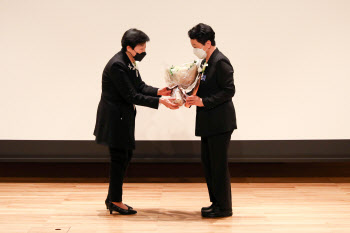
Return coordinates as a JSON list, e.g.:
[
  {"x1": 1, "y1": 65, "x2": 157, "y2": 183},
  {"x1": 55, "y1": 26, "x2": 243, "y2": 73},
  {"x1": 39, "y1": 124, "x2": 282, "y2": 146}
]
[{"x1": 1, "y1": 178, "x2": 350, "y2": 233}]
